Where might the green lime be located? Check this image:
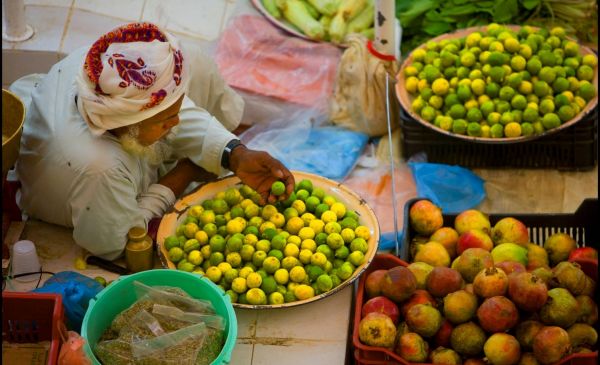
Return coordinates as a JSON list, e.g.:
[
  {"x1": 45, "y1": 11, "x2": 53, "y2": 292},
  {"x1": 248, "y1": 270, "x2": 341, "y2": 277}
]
[
  {"x1": 260, "y1": 276, "x2": 278, "y2": 294},
  {"x1": 523, "y1": 107, "x2": 539, "y2": 123},
  {"x1": 421, "y1": 106, "x2": 437, "y2": 122},
  {"x1": 490, "y1": 123, "x2": 504, "y2": 138},
  {"x1": 466, "y1": 108, "x2": 483, "y2": 123},
  {"x1": 542, "y1": 113, "x2": 561, "y2": 130},
  {"x1": 557, "y1": 105, "x2": 575, "y2": 122},
  {"x1": 452, "y1": 119, "x2": 468, "y2": 134},
  {"x1": 496, "y1": 100, "x2": 511, "y2": 114},
  {"x1": 527, "y1": 58, "x2": 542, "y2": 75},
  {"x1": 538, "y1": 50, "x2": 556, "y2": 66},
  {"x1": 539, "y1": 99, "x2": 555, "y2": 114},
  {"x1": 485, "y1": 82, "x2": 500, "y2": 98},
  {"x1": 489, "y1": 66, "x2": 506, "y2": 83},
  {"x1": 467, "y1": 122, "x2": 482, "y2": 137},
  {"x1": 316, "y1": 274, "x2": 334, "y2": 292},
  {"x1": 506, "y1": 73, "x2": 522, "y2": 89},
  {"x1": 271, "y1": 181, "x2": 285, "y2": 196},
  {"x1": 449, "y1": 104, "x2": 466, "y2": 119},
  {"x1": 456, "y1": 84, "x2": 472, "y2": 102},
  {"x1": 168, "y1": 247, "x2": 184, "y2": 263},
  {"x1": 521, "y1": 122, "x2": 534, "y2": 136},
  {"x1": 577, "y1": 65, "x2": 594, "y2": 81},
  {"x1": 511, "y1": 95, "x2": 527, "y2": 110},
  {"x1": 579, "y1": 82, "x2": 596, "y2": 101},
  {"x1": 554, "y1": 94, "x2": 570, "y2": 109},
  {"x1": 500, "y1": 112, "x2": 514, "y2": 125},
  {"x1": 499, "y1": 86, "x2": 516, "y2": 101},
  {"x1": 533, "y1": 81, "x2": 550, "y2": 97},
  {"x1": 164, "y1": 235, "x2": 180, "y2": 251}
]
